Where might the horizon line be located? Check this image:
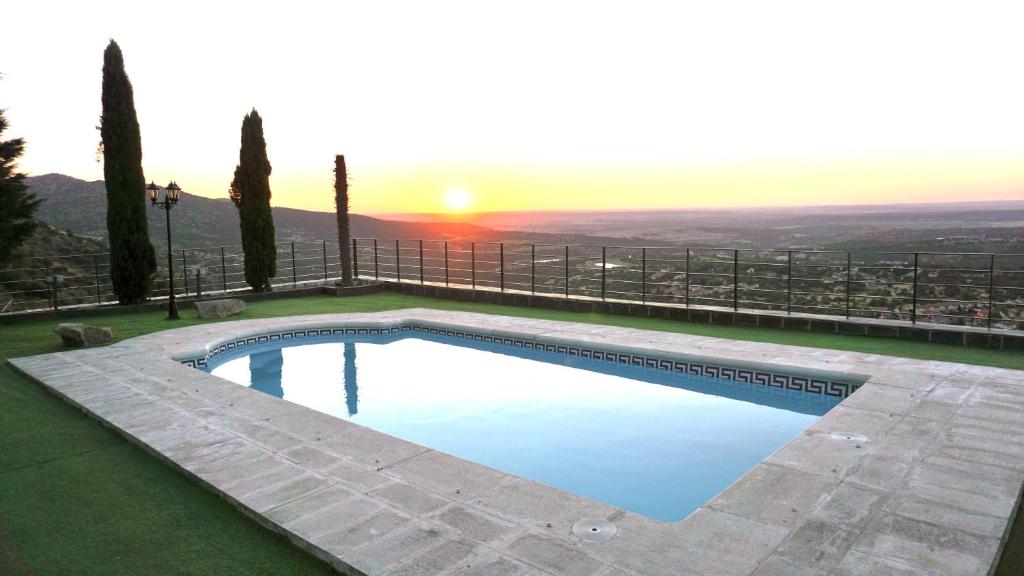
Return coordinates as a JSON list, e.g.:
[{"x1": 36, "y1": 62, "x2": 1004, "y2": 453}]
[
  {"x1": 366, "y1": 196, "x2": 1024, "y2": 218},
  {"x1": 26, "y1": 172, "x2": 1024, "y2": 216}
]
